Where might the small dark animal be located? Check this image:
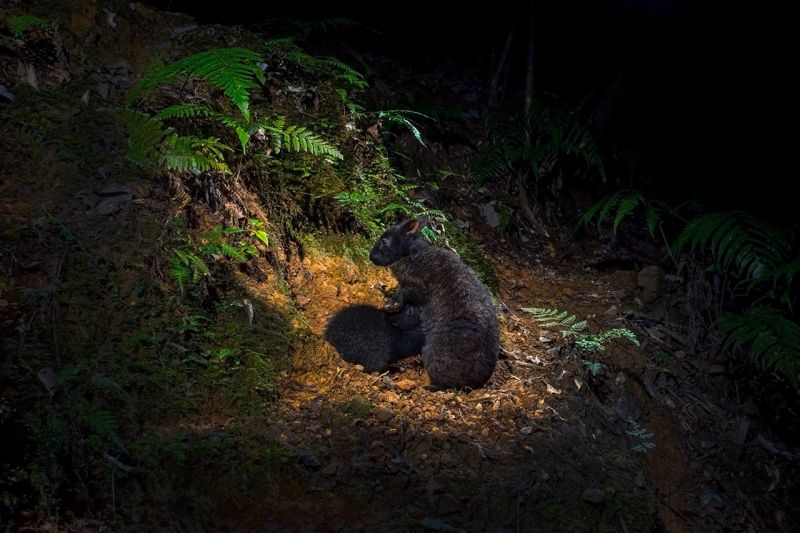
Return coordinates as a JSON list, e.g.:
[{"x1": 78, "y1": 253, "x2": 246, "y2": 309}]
[
  {"x1": 324, "y1": 304, "x2": 424, "y2": 373},
  {"x1": 369, "y1": 217, "x2": 499, "y2": 389}
]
